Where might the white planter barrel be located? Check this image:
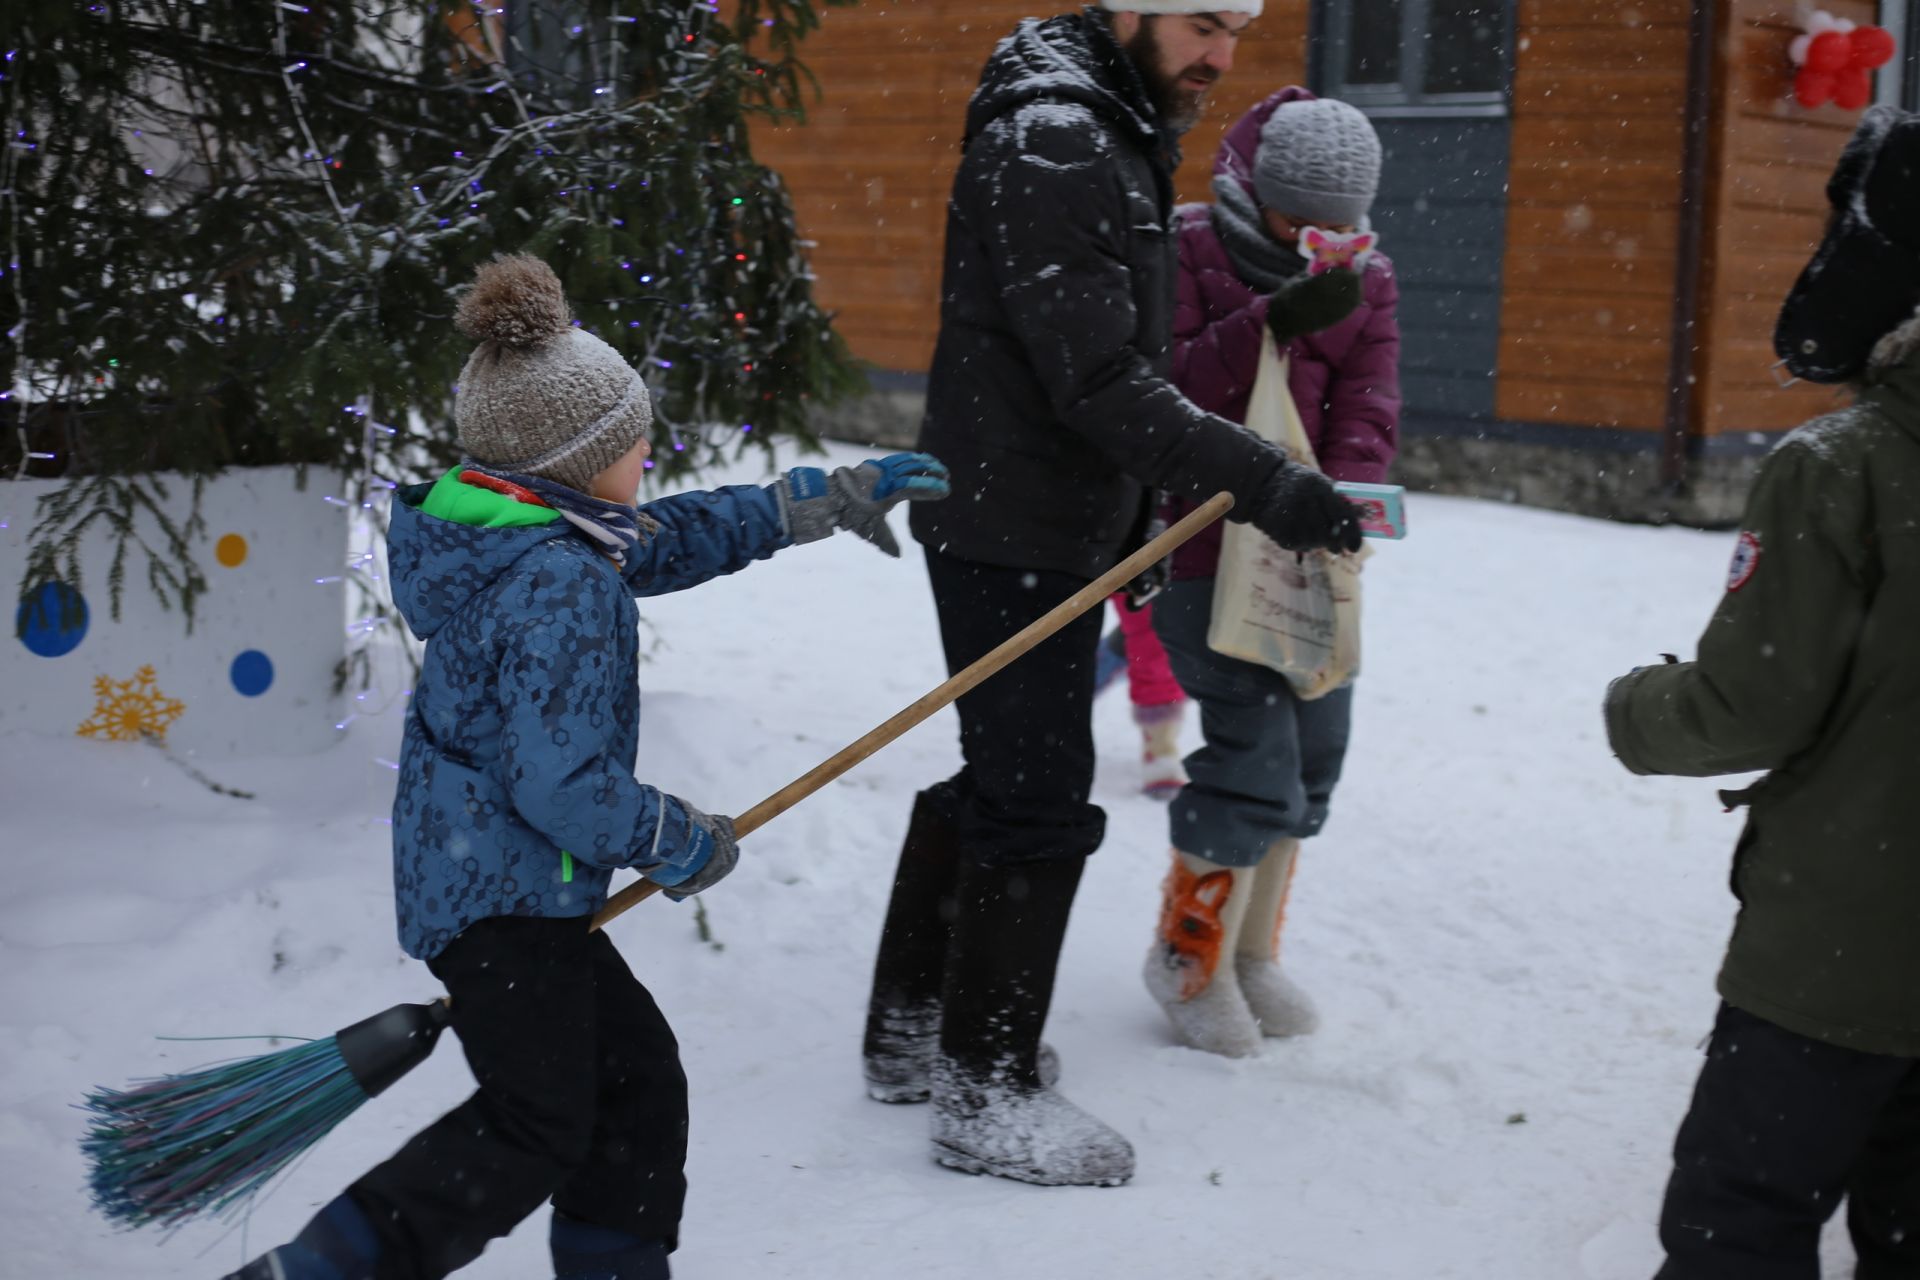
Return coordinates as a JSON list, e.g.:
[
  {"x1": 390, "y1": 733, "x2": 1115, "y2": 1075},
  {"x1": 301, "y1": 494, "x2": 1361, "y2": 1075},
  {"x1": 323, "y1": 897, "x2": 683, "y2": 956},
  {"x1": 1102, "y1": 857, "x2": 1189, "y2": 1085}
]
[{"x1": 3, "y1": 466, "x2": 351, "y2": 757}]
